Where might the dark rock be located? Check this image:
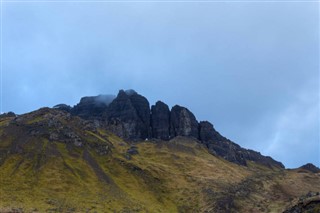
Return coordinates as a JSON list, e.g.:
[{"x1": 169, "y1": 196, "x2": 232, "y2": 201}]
[
  {"x1": 128, "y1": 91, "x2": 151, "y2": 137},
  {"x1": 242, "y1": 149, "x2": 284, "y2": 168},
  {"x1": 284, "y1": 192, "x2": 320, "y2": 213},
  {"x1": 0, "y1": 111, "x2": 16, "y2": 118},
  {"x1": 71, "y1": 94, "x2": 115, "y2": 119},
  {"x1": 207, "y1": 140, "x2": 248, "y2": 166},
  {"x1": 199, "y1": 121, "x2": 226, "y2": 143},
  {"x1": 62, "y1": 89, "x2": 286, "y2": 168},
  {"x1": 198, "y1": 120, "x2": 284, "y2": 168},
  {"x1": 53, "y1": 104, "x2": 72, "y2": 112},
  {"x1": 199, "y1": 121, "x2": 215, "y2": 142},
  {"x1": 151, "y1": 101, "x2": 170, "y2": 140},
  {"x1": 205, "y1": 137, "x2": 284, "y2": 168},
  {"x1": 127, "y1": 146, "x2": 139, "y2": 155},
  {"x1": 299, "y1": 163, "x2": 320, "y2": 173},
  {"x1": 170, "y1": 105, "x2": 198, "y2": 138},
  {"x1": 105, "y1": 90, "x2": 150, "y2": 139}
]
